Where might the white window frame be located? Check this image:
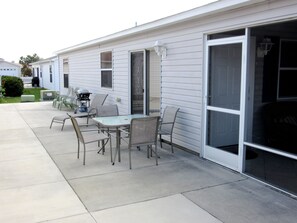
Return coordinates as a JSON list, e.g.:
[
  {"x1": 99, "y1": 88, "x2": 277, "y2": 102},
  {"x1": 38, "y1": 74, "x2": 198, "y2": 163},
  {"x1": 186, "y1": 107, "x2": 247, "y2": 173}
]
[{"x1": 100, "y1": 51, "x2": 113, "y2": 89}]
